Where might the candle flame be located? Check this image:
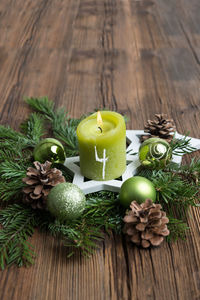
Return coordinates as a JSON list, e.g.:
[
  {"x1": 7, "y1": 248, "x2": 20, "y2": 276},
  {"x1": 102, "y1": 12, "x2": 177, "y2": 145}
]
[{"x1": 97, "y1": 111, "x2": 103, "y2": 127}]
